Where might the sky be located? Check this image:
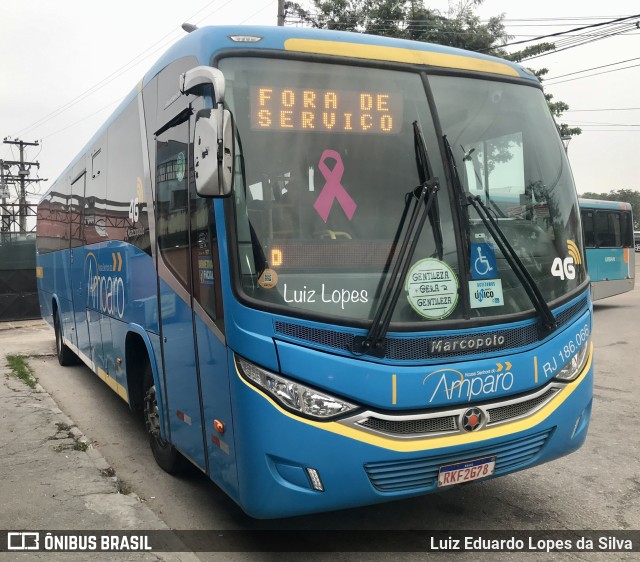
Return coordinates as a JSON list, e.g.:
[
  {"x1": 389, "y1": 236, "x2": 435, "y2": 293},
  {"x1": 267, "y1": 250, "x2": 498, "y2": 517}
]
[{"x1": 1, "y1": 0, "x2": 639, "y2": 203}]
